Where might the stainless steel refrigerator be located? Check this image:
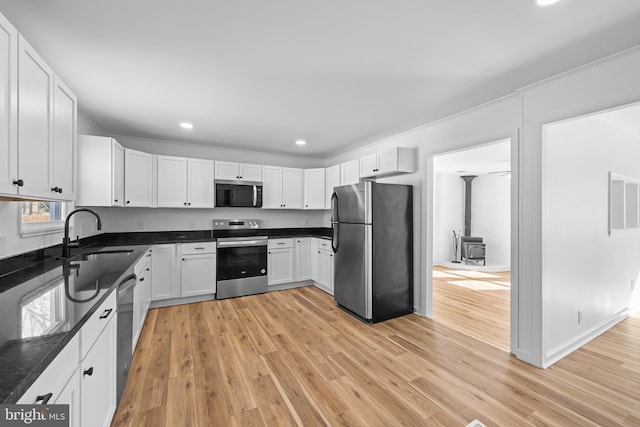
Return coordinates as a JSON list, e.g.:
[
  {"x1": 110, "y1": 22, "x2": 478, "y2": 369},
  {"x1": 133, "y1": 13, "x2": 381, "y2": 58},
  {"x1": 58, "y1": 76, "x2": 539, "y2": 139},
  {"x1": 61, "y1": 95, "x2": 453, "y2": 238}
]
[{"x1": 331, "y1": 181, "x2": 413, "y2": 323}]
